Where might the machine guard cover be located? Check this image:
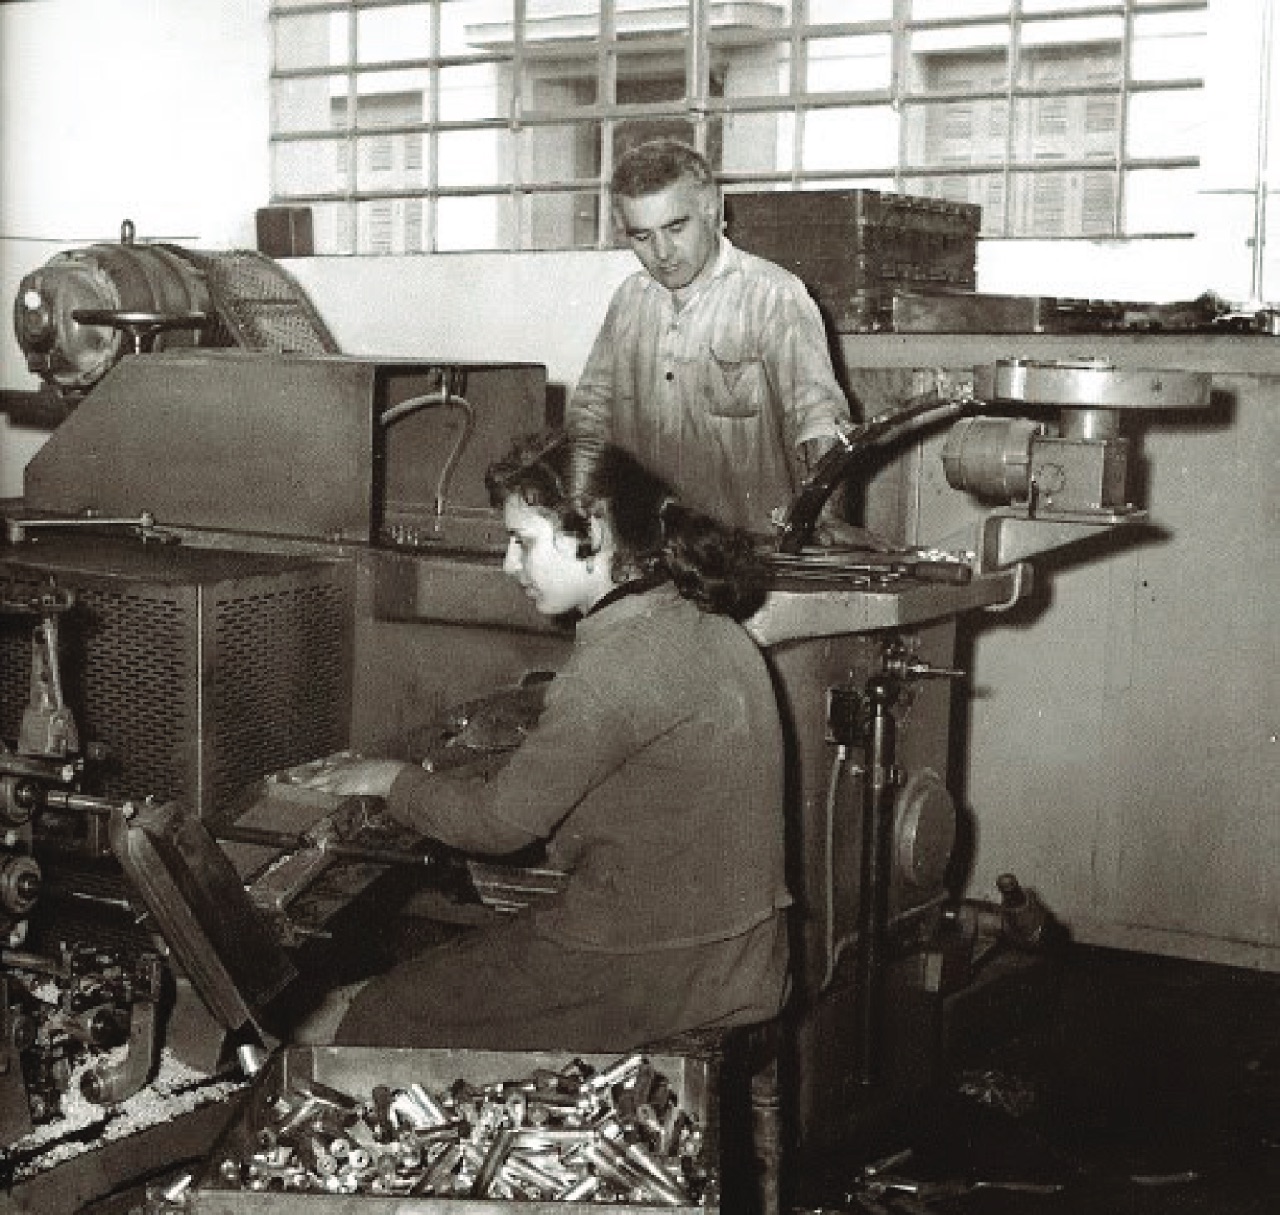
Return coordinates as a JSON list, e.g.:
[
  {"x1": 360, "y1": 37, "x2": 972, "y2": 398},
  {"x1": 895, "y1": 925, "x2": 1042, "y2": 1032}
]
[{"x1": 108, "y1": 800, "x2": 297, "y2": 1039}]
